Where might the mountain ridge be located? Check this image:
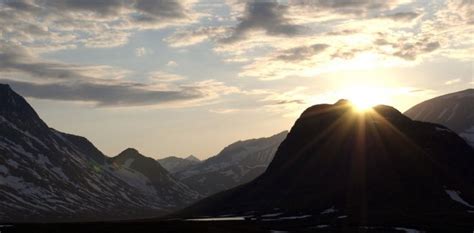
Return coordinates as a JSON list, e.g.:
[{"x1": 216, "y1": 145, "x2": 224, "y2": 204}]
[{"x1": 174, "y1": 131, "x2": 288, "y2": 196}]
